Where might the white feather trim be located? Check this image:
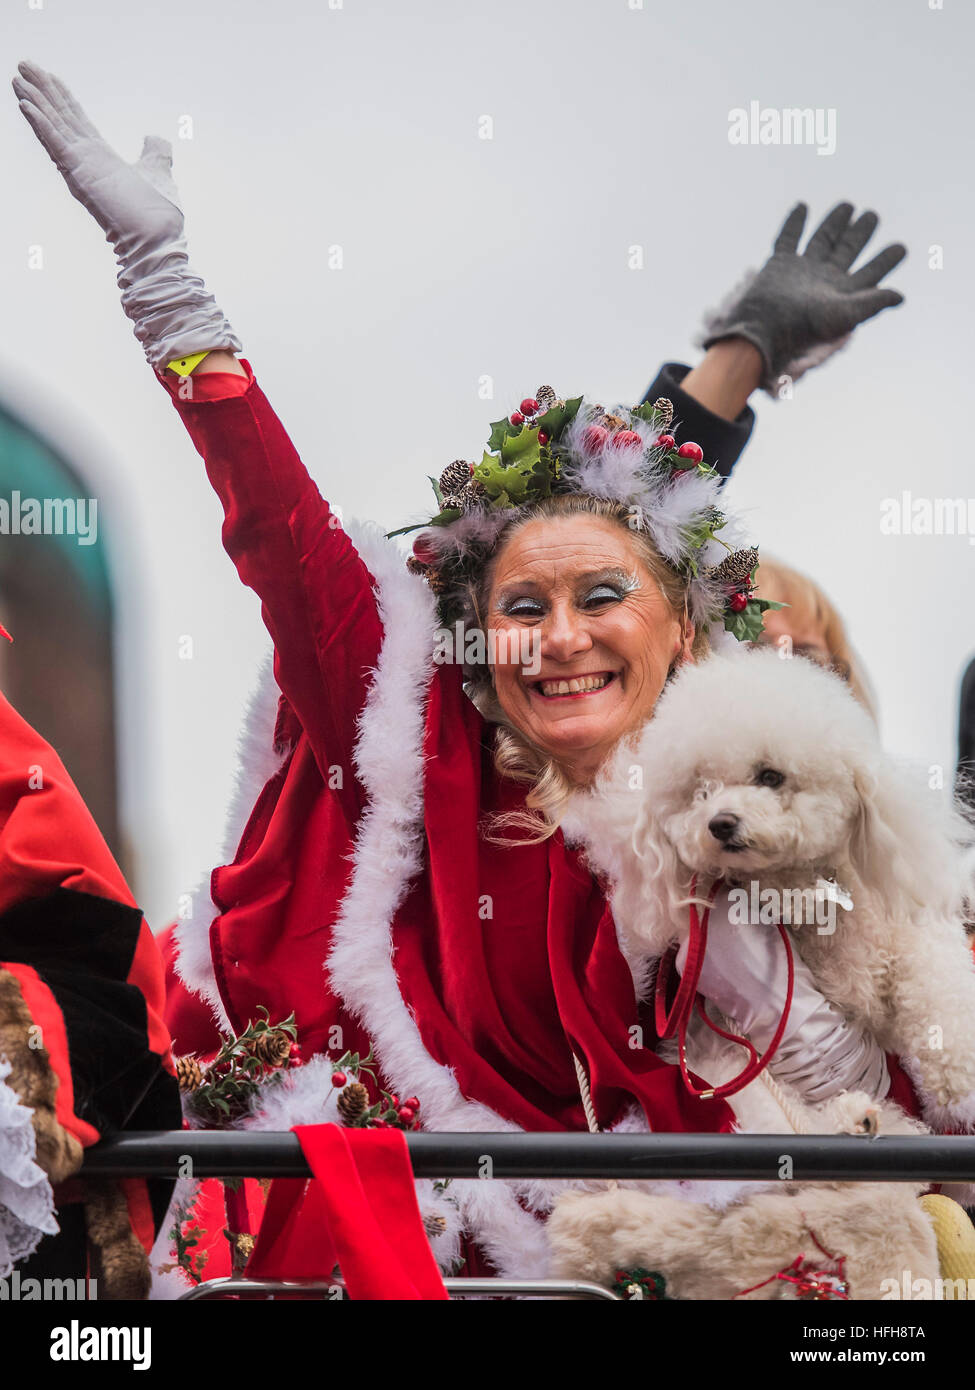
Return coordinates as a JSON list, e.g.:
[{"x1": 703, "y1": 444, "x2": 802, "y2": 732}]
[{"x1": 173, "y1": 651, "x2": 286, "y2": 1031}]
